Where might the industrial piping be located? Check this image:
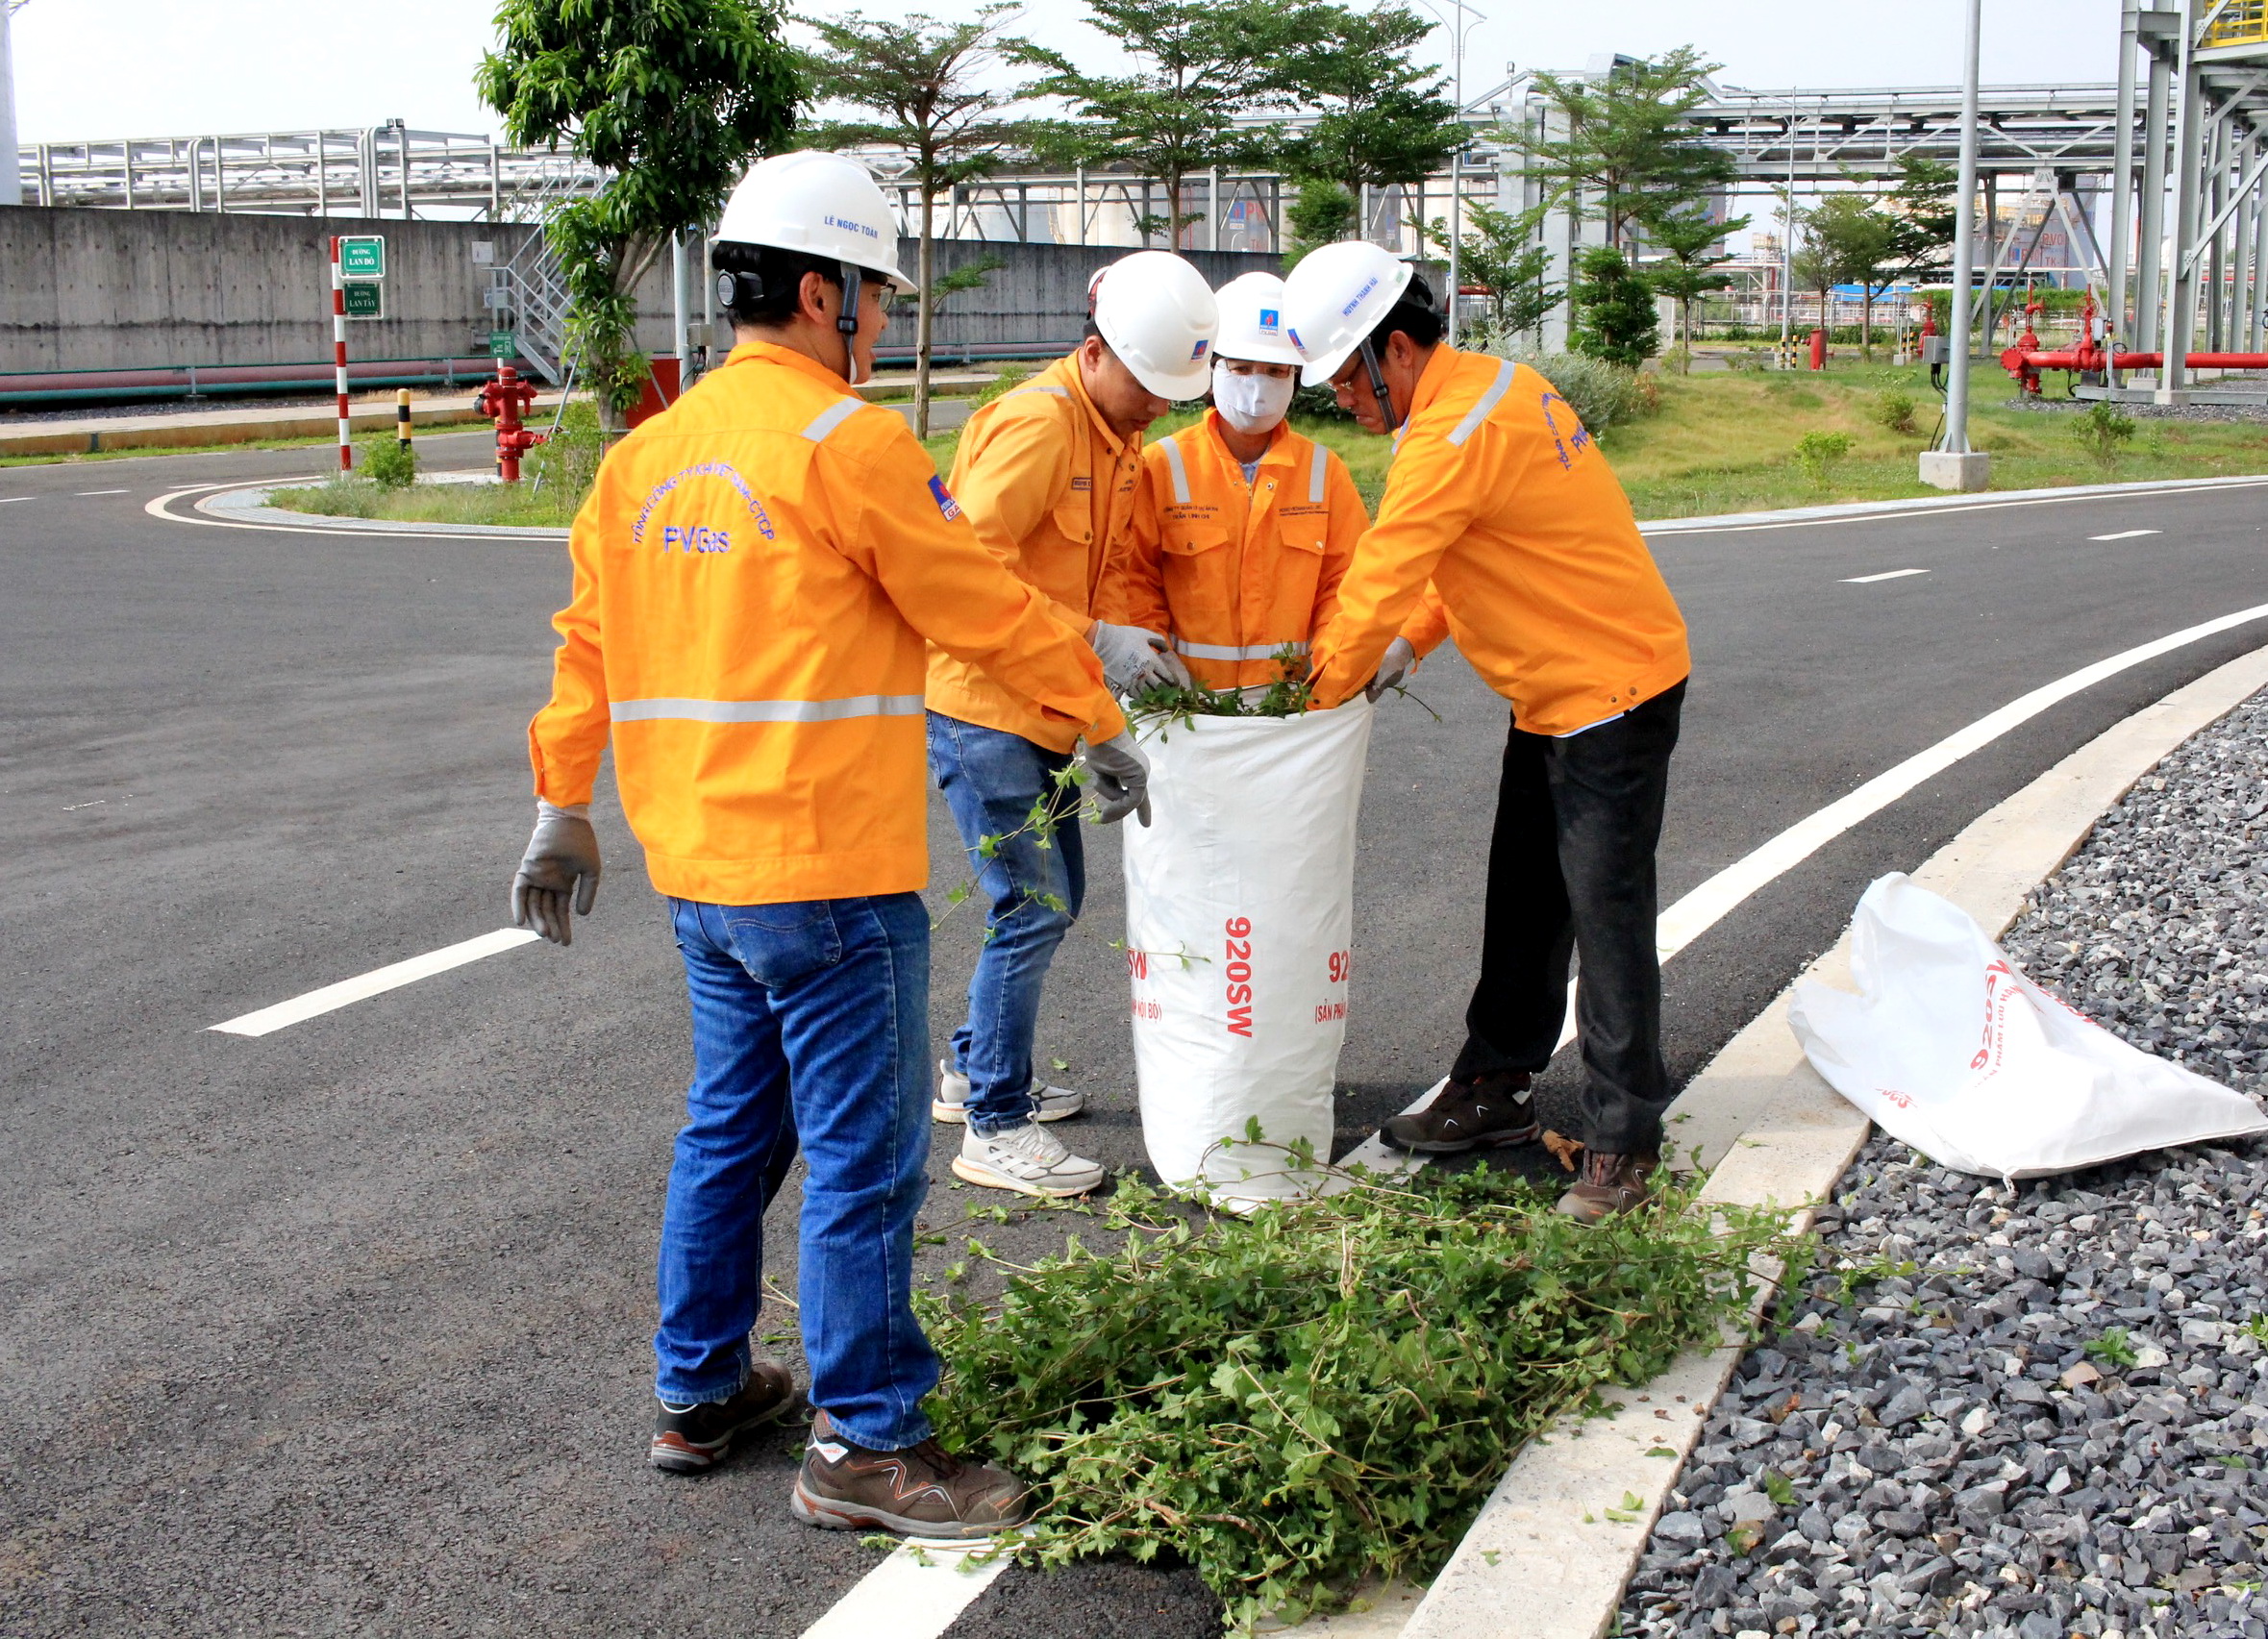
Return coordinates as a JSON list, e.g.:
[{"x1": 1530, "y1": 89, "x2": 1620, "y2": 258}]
[{"x1": 1998, "y1": 293, "x2": 2268, "y2": 395}]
